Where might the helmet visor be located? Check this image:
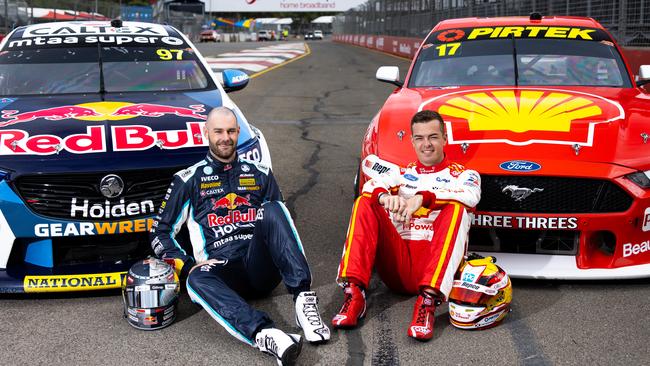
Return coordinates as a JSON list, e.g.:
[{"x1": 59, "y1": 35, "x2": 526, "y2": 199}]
[
  {"x1": 125, "y1": 284, "x2": 178, "y2": 309},
  {"x1": 449, "y1": 286, "x2": 491, "y2": 305}
]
